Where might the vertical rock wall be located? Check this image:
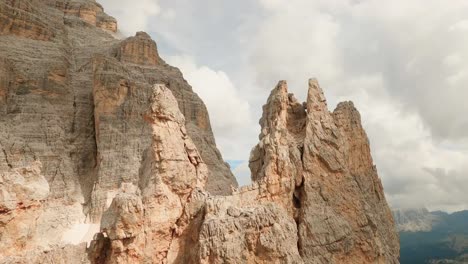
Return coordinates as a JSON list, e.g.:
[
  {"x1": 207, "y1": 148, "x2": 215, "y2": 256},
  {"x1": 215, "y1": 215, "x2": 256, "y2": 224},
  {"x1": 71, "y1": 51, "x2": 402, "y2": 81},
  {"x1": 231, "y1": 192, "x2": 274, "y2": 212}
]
[
  {"x1": 0, "y1": 0, "x2": 399, "y2": 263},
  {"x1": 0, "y1": 0, "x2": 236, "y2": 260}
]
